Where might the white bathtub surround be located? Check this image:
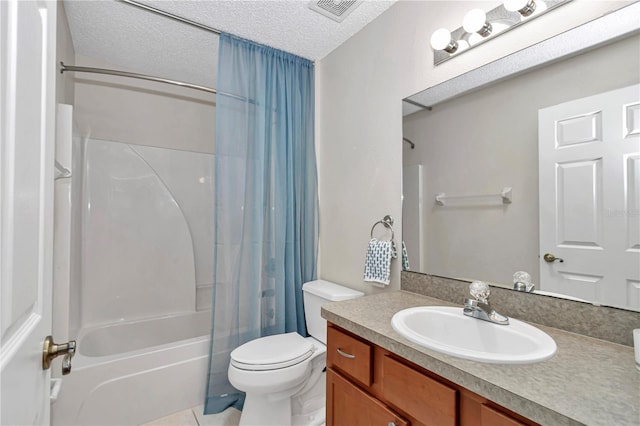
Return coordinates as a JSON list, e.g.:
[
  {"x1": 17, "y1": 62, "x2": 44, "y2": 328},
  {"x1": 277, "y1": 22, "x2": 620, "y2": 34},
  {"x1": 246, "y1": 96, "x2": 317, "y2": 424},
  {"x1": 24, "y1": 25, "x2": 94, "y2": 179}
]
[
  {"x1": 52, "y1": 311, "x2": 211, "y2": 426},
  {"x1": 53, "y1": 104, "x2": 75, "y2": 345},
  {"x1": 52, "y1": 137, "x2": 216, "y2": 425},
  {"x1": 130, "y1": 144, "x2": 216, "y2": 306},
  {"x1": 81, "y1": 139, "x2": 211, "y2": 325}
]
